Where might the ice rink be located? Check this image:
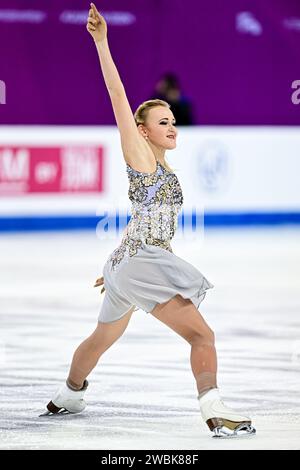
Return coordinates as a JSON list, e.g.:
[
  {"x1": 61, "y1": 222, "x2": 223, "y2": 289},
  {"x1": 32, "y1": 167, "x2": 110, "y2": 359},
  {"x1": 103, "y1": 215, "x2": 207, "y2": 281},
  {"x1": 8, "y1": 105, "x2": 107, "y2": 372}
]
[{"x1": 1, "y1": 226, "x2": 300, "y2": 450}]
